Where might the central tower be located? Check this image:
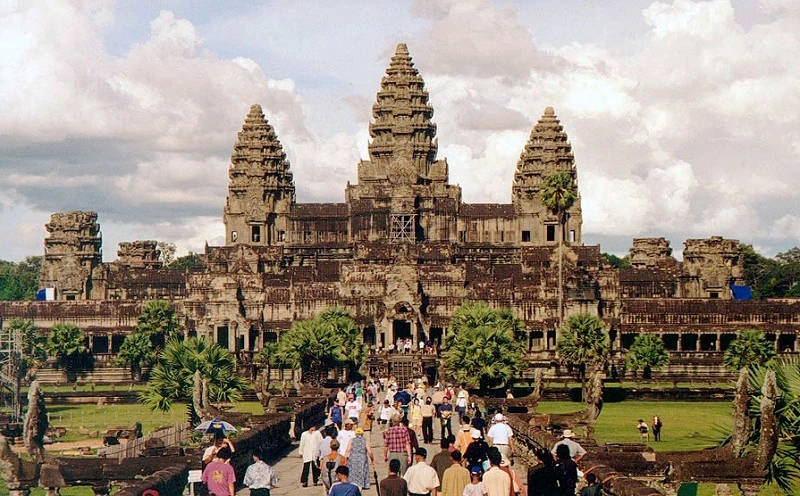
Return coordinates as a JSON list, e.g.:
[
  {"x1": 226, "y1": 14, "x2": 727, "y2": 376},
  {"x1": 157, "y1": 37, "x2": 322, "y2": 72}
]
[{"x1": 346, "y1": 43, "x2": 461, "y2": 243}]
